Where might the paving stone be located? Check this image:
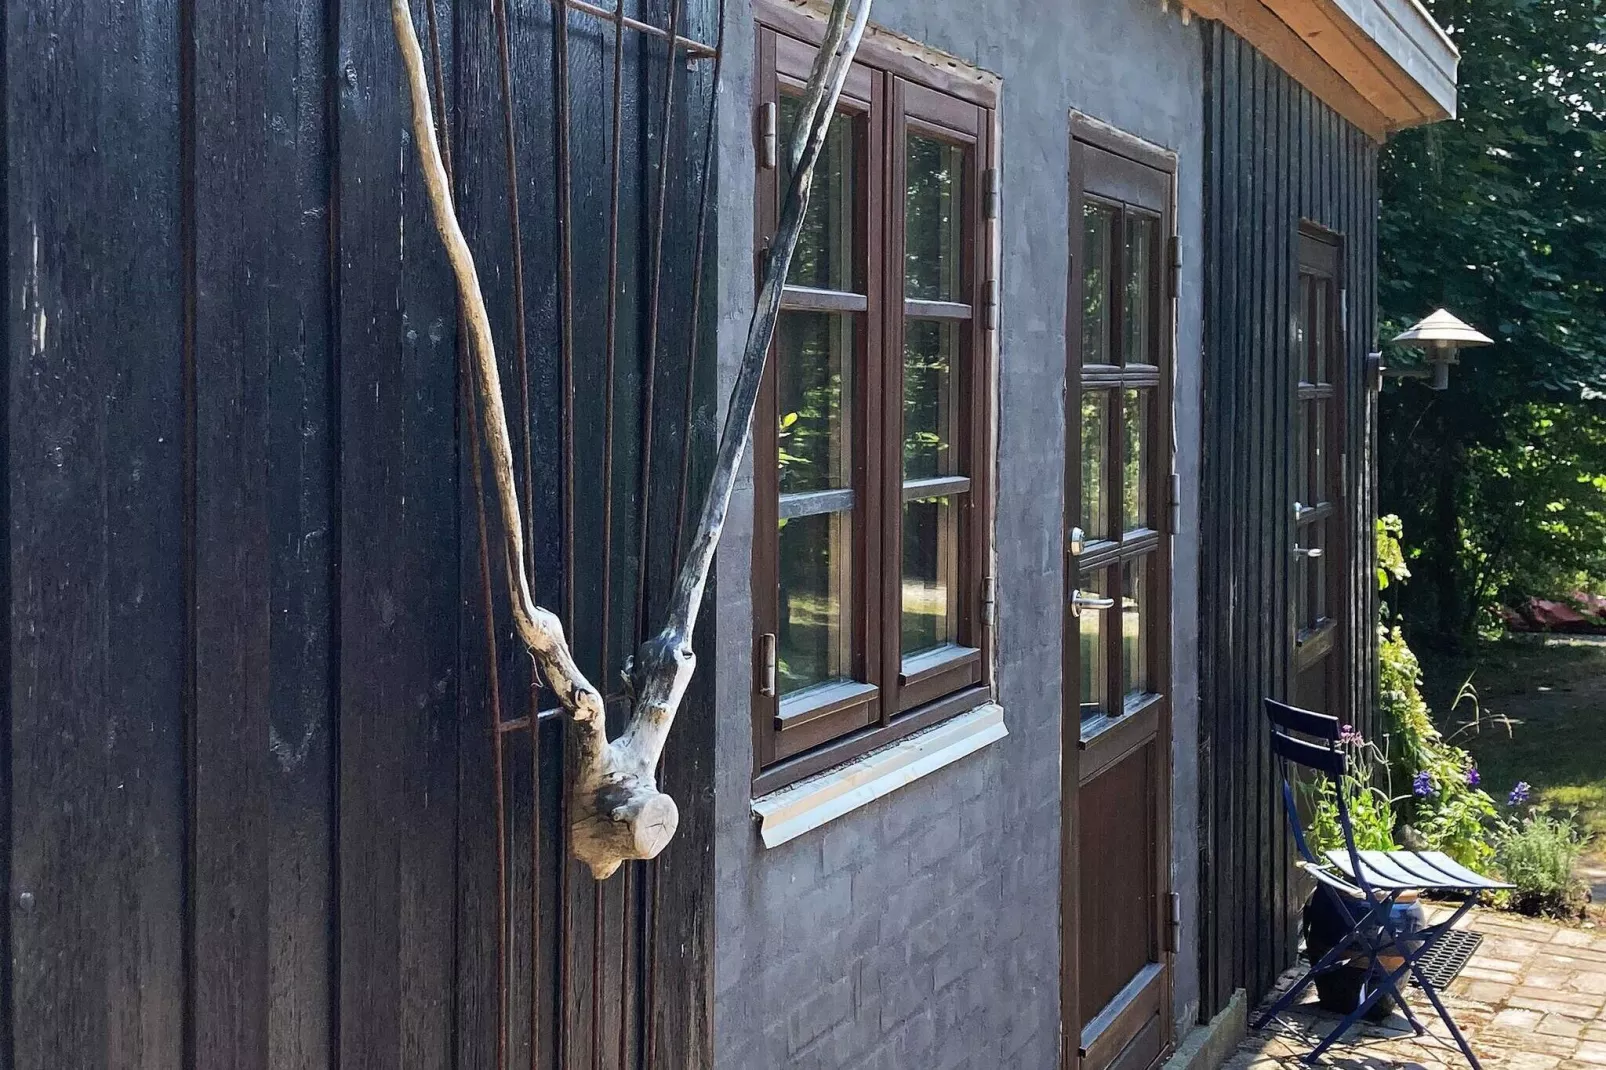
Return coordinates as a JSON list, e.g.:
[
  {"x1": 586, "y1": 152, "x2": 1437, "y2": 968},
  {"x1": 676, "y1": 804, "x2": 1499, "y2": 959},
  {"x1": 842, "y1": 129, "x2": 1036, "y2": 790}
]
[
  {"x1": 1574, "y1": 1042, "x2": 1606, "y2": 1066},
  {"x1": 1554, "y1": 930, "x2": 1598, "y2": 948},
  {"x1": 1541, "y1": 1015, "x2": 1588, "y2": 1039},
  {"x1": 1462, "y1": 980, "x2": 1515, "y2": 1004}
]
